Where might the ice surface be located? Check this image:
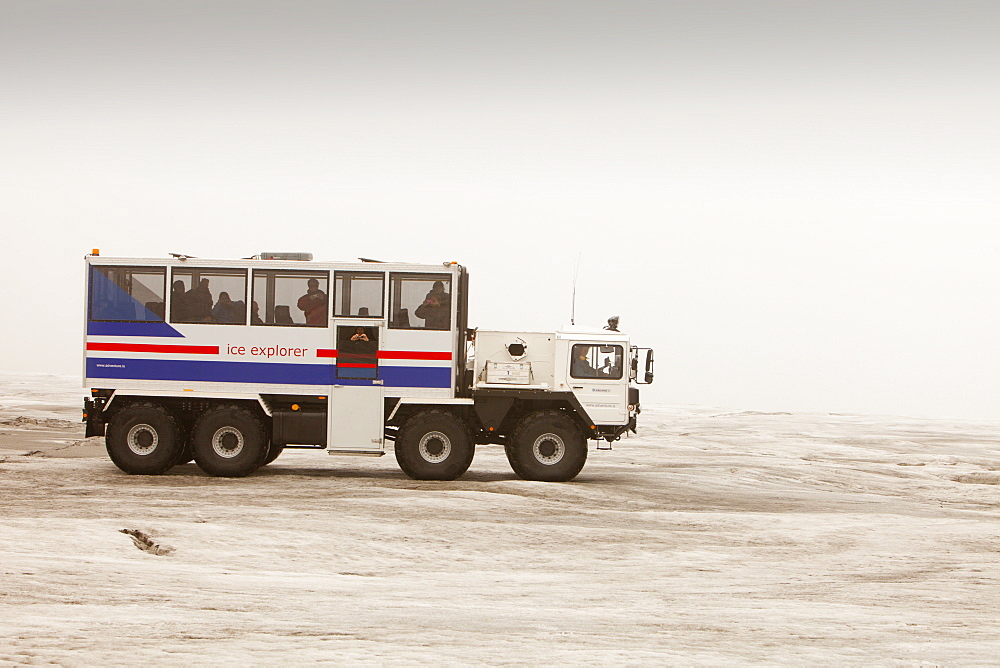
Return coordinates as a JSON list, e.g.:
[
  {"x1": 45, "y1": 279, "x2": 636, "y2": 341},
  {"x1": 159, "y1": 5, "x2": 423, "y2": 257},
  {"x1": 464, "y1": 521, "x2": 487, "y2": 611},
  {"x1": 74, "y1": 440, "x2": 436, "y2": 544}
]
[{"x1": 0, "y1": 373, "x2": 998, "y2": 664}]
